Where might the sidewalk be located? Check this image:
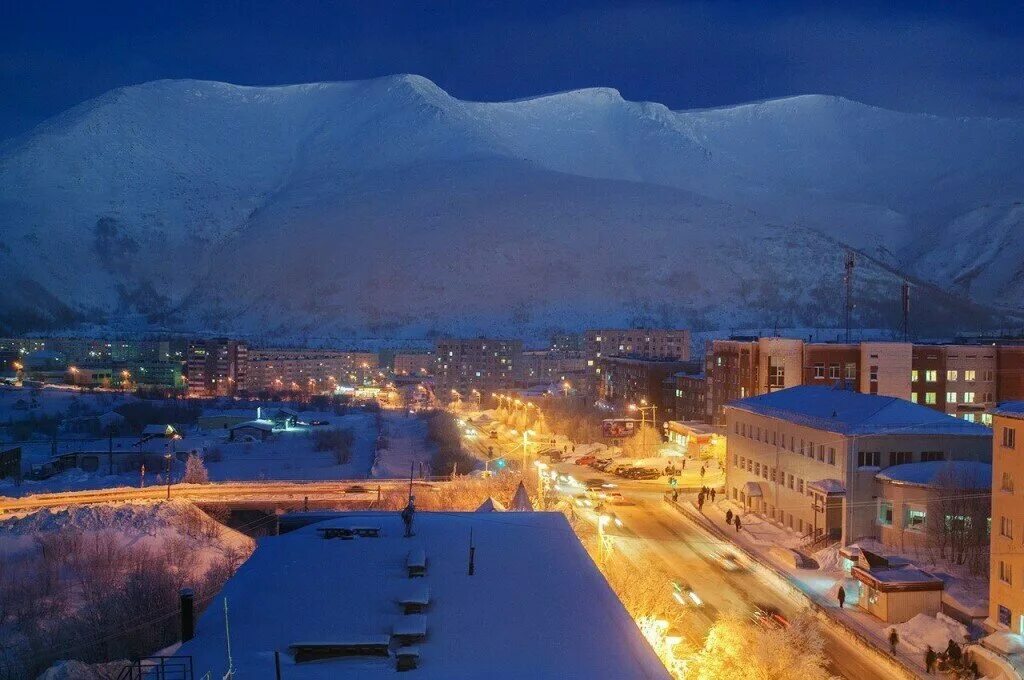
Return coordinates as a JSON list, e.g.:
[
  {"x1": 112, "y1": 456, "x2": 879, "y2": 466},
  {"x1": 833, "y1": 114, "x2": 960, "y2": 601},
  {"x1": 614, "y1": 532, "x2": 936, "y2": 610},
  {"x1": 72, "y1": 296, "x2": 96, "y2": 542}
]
[{"x1": 666, "y1": 494, "x2": 930, "y2": 679}]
